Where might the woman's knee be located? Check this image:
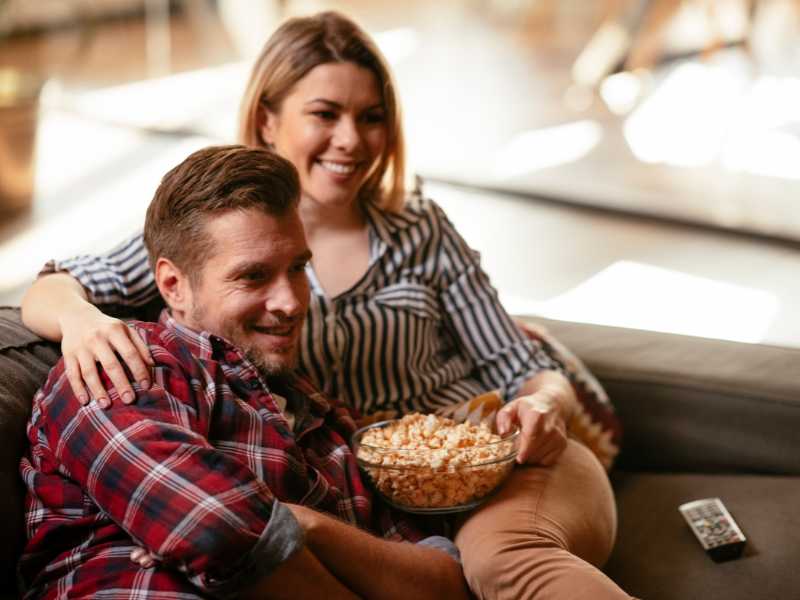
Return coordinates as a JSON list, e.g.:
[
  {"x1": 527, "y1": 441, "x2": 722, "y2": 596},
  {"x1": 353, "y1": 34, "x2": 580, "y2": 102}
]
[
  {"x1": 455, "y1": 440, "x2": 617, "y2": 569},
  {"x1": 453, "y1": 441, "x2": 625, "y2": 598},
  {"x1": 540, "y1": 439, "x2": 617, "y2": 566},
  {"x1": 460, "y1": 541, "x2": 629, "y2": 600},
  {"x1": 457, "y1": 520, "x2": 569, "y2": 597}
]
